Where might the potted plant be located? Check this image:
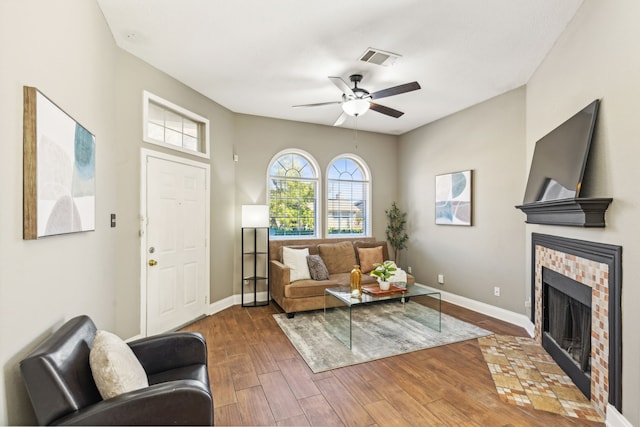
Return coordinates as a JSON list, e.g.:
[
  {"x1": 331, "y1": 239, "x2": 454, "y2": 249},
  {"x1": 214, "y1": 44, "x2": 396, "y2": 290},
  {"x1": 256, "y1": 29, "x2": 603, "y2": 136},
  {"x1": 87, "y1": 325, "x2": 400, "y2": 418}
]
[
  {"x1": 385, "y1": 202, "x2": 408, "y2": 262},
  {"x1": 370, "y1": 261, "x2": 397, "y2": 290}
]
